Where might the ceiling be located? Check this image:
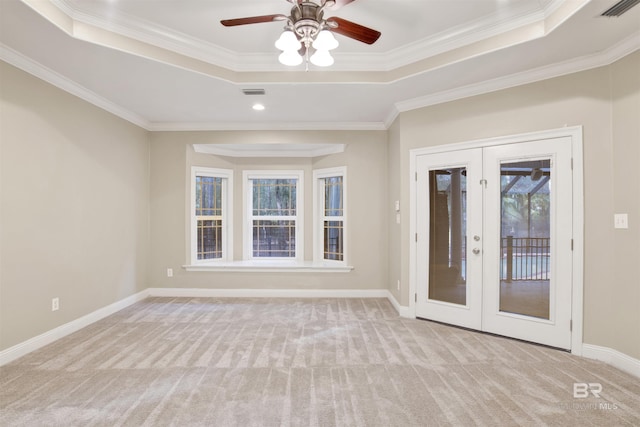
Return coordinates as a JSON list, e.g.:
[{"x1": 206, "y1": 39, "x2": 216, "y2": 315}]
[{"x1": 1, "y1": 0, "x2": 639, "y2": 130}]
